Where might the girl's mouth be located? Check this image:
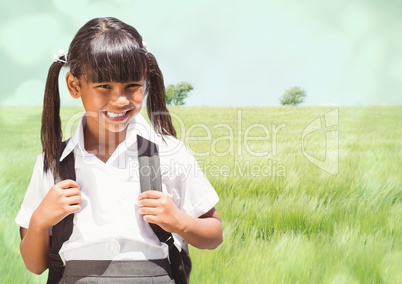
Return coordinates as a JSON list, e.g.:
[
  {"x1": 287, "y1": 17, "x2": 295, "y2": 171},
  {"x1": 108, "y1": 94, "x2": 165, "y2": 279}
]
[{"x1": 103, "y1": 110, "x2": 131, "y2": 120}]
